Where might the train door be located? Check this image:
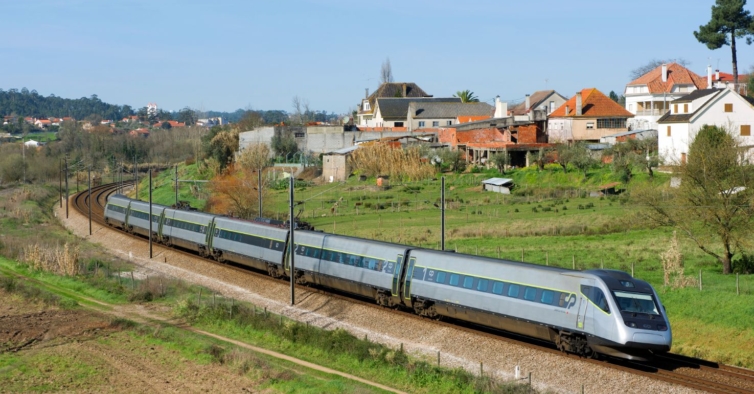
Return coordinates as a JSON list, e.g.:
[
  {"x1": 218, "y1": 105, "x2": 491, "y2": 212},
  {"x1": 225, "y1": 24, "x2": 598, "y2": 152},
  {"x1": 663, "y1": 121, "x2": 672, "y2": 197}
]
[
  {"x1": 391, "y1": 254, "x2": 404, "y2": 297},
  {"x1": 205, "y1": 218, "x2": 216, "y2": 251},
  {"x1": 576, "y1": 279, "x2": 595, "y2": 333},
  {"x1": 157, "y1": 210, "x2": 165, "y2": 238},
  {"x1": 402, "y1": 257, "x2": 417, "y2": 308}
]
